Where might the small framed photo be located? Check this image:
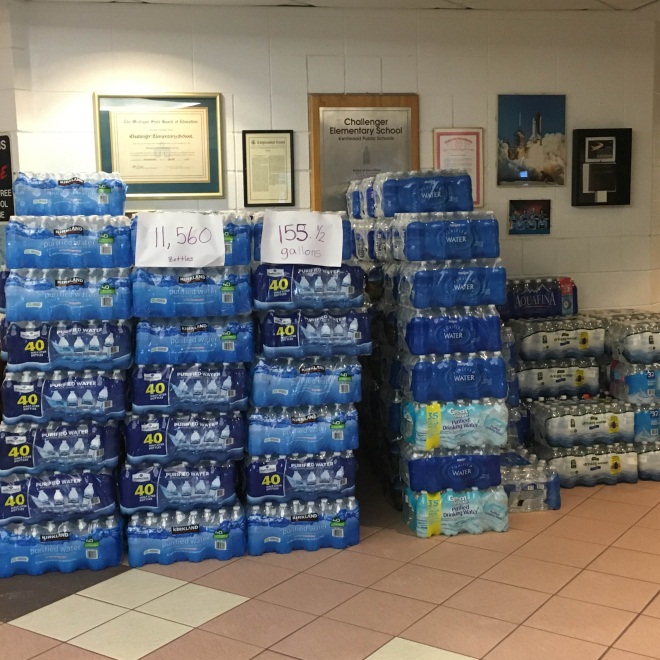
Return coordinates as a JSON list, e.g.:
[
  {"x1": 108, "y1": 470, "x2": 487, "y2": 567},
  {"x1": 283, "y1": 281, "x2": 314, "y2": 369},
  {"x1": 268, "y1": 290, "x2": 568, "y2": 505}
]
[
  {"x1": 508, "y1": 199, "x2": 551, "y2": 235},
  {"x1": 242, "y1": 130, "x2": 295, "y2": 207},
  {"x1": 584, "y1": 137, "x2": 616, "y2": 163}
]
